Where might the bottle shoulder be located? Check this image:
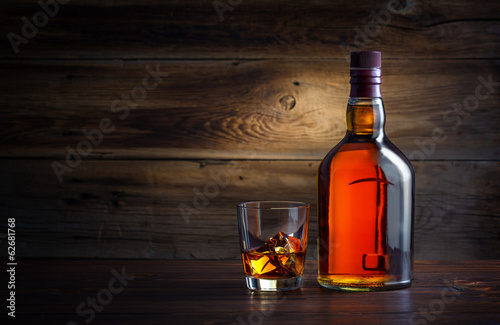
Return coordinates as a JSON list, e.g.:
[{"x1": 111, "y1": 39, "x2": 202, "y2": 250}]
[
  {"x1": 319, "y1": 135, "x2": 414, "y2": 176},
  {"x1": 381, "y1": 138, "x2": 414, "y2": 172}
]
